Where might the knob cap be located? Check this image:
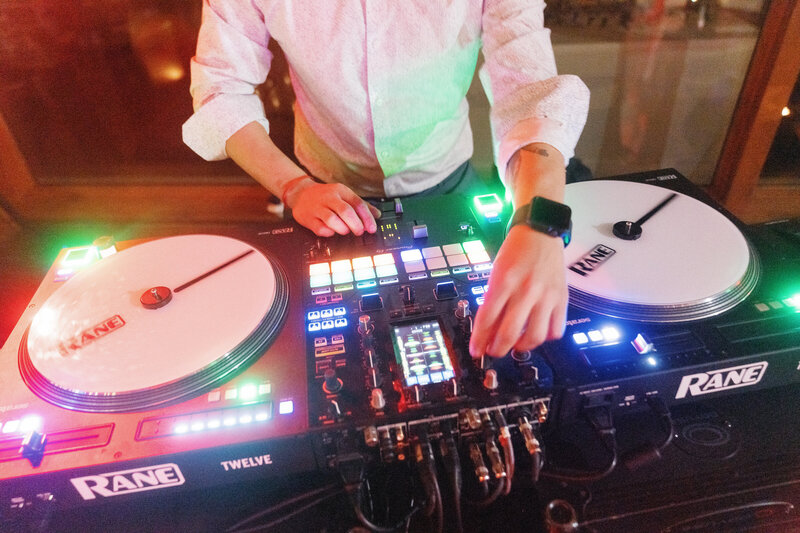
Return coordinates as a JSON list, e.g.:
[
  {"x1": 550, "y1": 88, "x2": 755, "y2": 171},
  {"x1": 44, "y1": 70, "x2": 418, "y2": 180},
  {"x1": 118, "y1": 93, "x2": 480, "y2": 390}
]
[
  {"x1": 371, "y1": 388, "x2": 386, "y2": 410},
  {"x1": 483, "y1": 369, "x2": 499, "y2": 390},
  {"x1": 322, "y1": 368, "x2": 342, "y2": 394},
  {"x1": 358, "y1": 314, "x2": 373, "y2": 336}
]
